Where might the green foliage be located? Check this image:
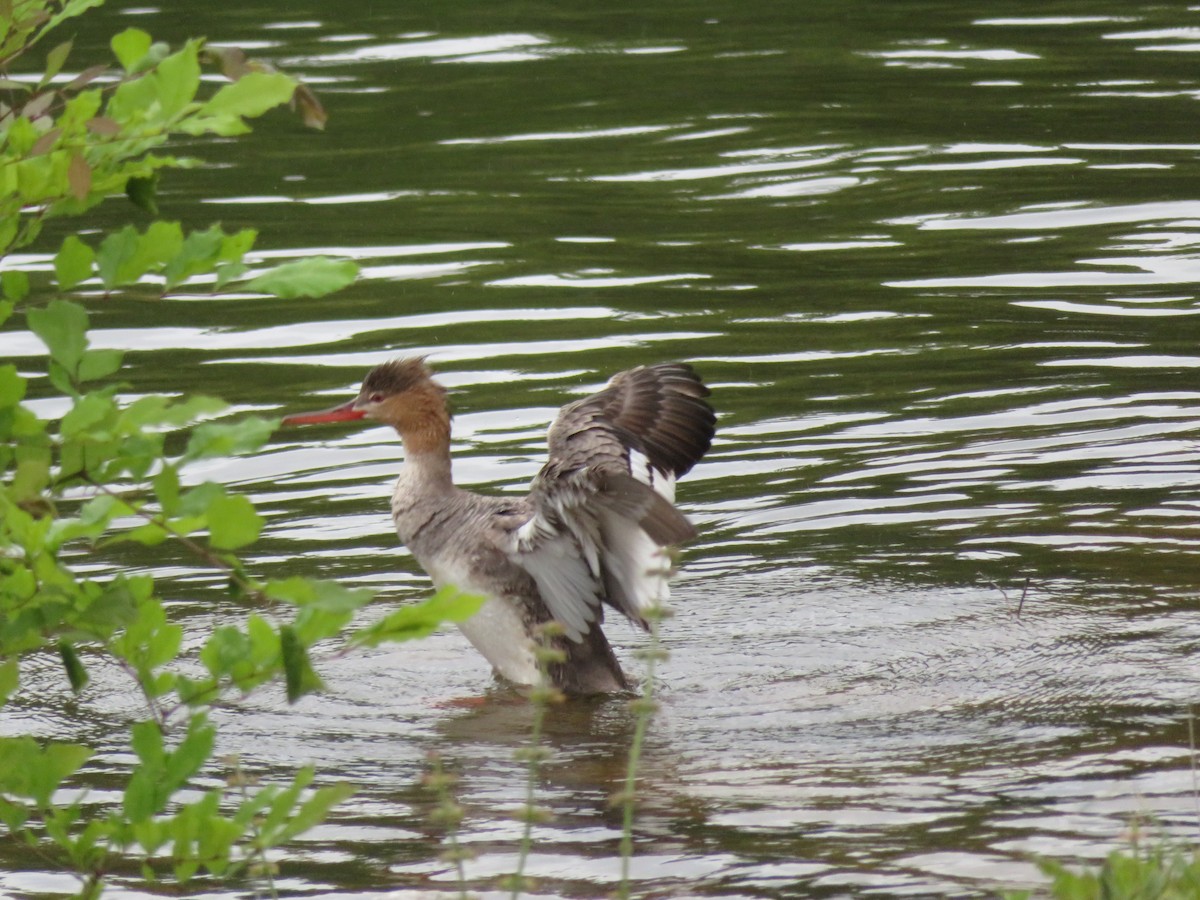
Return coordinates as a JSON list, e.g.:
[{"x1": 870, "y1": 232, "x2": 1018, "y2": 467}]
[
  {"x1": 351, "y1": 587, "x2": 485, "y2": 647},
  {"x1": 245, "y1": 256, "x2": 359, "y2": 299},
  {"x1": 1006, "y1": 833, "x2": 1200, "y2": 900}
]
